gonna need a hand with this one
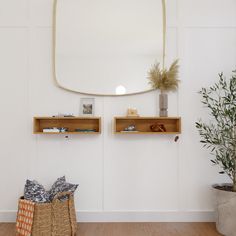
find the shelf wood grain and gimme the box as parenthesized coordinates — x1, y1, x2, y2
(114, 117, 181, 134)
(33, 117, 101, 134)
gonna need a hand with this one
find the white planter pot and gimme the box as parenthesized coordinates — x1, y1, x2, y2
(213, 184, 236, 236)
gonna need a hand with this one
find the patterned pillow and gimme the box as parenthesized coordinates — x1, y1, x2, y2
(24, 180, 50, 203)
(49, 176, 78, 201)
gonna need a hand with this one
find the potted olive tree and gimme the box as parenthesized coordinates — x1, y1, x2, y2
(196, 71, 236, 236)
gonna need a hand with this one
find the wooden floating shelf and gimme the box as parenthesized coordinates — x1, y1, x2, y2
(114, 117, 181, 134)
(33, 117, 101, 134)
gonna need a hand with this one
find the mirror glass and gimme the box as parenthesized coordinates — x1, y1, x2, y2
(55, 0, 164, 95)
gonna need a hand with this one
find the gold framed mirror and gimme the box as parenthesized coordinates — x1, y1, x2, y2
(53, 0, 166, 96)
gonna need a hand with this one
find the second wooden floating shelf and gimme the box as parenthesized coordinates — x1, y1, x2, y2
(33, 117, 101, 134)
(114, 117, 181, 134)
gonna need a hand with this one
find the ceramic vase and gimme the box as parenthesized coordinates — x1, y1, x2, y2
(159, 92, 168, 117)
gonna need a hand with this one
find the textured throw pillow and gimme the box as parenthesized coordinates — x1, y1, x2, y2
(49, 176, 78, 201)
(24, 180, 50, 203)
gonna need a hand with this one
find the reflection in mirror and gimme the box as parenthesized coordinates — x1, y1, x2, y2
(54, 0, 164, 95)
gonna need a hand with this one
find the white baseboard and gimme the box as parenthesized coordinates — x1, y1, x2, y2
(0, 211, 16, 223)
(0, 210, 215, 223)
(77, 211, 215, 222)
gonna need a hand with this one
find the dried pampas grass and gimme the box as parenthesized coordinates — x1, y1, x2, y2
(148, 59, 180, 92)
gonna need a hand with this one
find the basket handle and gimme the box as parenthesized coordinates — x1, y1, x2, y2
(52, 191, 73, 204)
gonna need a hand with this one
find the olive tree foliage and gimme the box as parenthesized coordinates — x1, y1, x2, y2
(196, 71, 236, 191)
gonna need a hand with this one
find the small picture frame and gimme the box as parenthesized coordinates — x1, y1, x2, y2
(80, 98, 95, 116)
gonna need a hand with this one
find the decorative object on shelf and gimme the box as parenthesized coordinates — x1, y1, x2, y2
(150, 123, 166, 132)
(195, 71, 236, 236)
(127, 108, 139, 117)
(159, 93, 168, 117)
(59, 127, 68, 132)
(43, 127, 68, 133)
(53, 113, 74, 117)
(43, 127, 60, 133)
(80, 98, 95, 116)
(63, 115, 75, 117)
(148, 59, 180, 117)
(123, 124, 137, 132)
(114, 117, 181, 134)
(74, 128, 97, 133)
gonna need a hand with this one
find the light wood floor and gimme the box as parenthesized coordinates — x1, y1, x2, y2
(0, 223, 222, 236)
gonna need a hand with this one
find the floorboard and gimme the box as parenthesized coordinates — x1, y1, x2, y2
(0, 222, 222, 236)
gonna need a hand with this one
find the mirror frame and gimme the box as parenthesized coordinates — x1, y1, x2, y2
(52, 0, 166, 96)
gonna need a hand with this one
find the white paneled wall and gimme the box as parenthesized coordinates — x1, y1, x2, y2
(0, 0, 235, 222)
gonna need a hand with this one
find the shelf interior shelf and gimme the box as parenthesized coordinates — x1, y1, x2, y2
(114, 117, 181, 134)
(33, 117, 101, 134)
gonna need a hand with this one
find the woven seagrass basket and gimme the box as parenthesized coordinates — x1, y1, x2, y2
(17, 192, 77, 236)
